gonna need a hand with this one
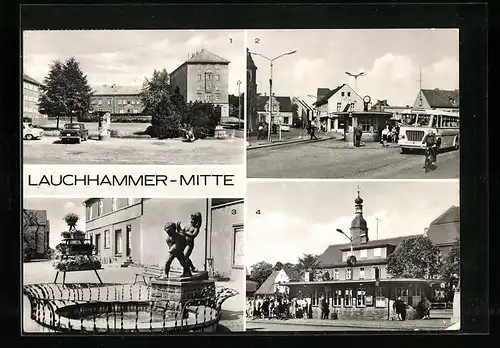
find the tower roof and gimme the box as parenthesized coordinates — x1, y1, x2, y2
(351, 215, 367, 228)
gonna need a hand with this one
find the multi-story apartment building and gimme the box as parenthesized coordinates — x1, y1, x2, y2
(22, 209, 50, 260)
(246, 48, 258, 133)
(90, 85, 144, 115)
(83, 198, 244, 282)
(169, 49, 230, 117)
(283, 192, 459, 320)
(22, 74, 44, 122)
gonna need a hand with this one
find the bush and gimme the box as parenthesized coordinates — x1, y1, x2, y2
(111, 115, 151, 123)
(110, 129, 119, 137)
(145, 125, 160, 138)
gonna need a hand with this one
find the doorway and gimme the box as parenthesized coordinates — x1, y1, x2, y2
(95, 234, 101, 255)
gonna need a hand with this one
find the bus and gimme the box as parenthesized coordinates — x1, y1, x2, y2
(397, 109, 459, 153)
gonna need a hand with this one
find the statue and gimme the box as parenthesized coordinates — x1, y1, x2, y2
(163, 212, 202, 278)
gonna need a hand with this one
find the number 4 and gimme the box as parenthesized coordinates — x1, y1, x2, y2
(255, 210, 261, 215)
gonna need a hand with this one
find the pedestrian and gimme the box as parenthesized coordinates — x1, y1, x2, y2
(393, 296, 403, 320)
(320, 296, 329, 319)
(354, 125, 363, 147)
(381, 125, 390, 147)
(309, 120, 319, 140)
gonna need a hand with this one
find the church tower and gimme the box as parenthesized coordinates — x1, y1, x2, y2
(350, 188, 369, 244)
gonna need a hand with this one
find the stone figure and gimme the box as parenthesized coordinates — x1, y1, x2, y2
(163, 212, 203, 278)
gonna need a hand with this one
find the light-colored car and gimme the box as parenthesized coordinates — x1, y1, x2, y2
(23, 122, 44, 140)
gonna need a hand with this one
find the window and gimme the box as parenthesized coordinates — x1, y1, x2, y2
(337, 102, 342, 111)
(346, 268, 352, 280)
(102, 198, 112, 215)
(107, 99, 111, 105)
(347, 92, 351, 97)
(215, 84, 220, 91)
(115, 229, 122, 255)
(197, 93, 202, 101)
(104, 230, 110, 249)
(341, 92, 345, 97)
(206, 81, 212, 91)
(233, 225, 244, 268)
(350, 102, 355, 111)
(375, 287, 385, 307)
(373, 247, 381, 257)
(197, 83, 201, 90)
(312, 290, 319, 306)
(283, 117, 289, 124)
(197, 74, 202, 80)
(215, 93, 221, 101)
(206, 73, 212, 81)
(344, 289, 353, 306)
(117, 99, 122, 105)
(98, 99, 103, 105)
(215, 74, 220, 81)
(205, 94, 212, 102)
(359, 267, 365, 279)
(126, 225, 132, 257)
(374, 267, 380, 279)
(360, 249, 367, 258)
(98, 200, 103, 217)
(357, 289, 366, 306)
(333, 290, 342, 306)
(86, 205, 91, 221)
(112, 198, 117, 211)
(333, 269, 339, 280)
(90, 202, 98, 220)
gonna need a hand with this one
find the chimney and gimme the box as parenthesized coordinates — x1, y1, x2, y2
(424, 227, 429, 236)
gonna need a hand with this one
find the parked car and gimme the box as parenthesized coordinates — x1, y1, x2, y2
(60, 123, 89, 143)
(23, 122, 44, 140)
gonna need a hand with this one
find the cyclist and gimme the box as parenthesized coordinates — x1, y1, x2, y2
(421, 129, 441, 166)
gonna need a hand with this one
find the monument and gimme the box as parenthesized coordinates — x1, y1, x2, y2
(98, 111, 111, 140)
(150, 212, 216, 314)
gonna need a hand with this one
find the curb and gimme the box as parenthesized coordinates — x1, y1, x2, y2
(248, 319, 448, 330)
(247, 137, 337, 150)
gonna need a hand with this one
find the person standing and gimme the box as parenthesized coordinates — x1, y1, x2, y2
(381, 125, 390, 147)
(310, 120, 319, 140)
(354, 125, 362, 147)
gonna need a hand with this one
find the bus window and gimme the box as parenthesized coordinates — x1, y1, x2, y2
(417, 114, 431, 127)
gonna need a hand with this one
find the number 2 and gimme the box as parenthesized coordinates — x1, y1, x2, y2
(255, 38, 260, 44)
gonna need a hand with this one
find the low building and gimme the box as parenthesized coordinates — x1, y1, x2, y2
(22, 74, 45, 123)
(83, 198, 244, 282)
(313, 84, 364, 132)
(283, 192, 456, 320)
(22, 209, 50, 260)
(170, 49, 231, 117)
(336, 111, 394, 142)
(413, 88, 459, 113)
(254, 269, 290, 298)
(292, 97, 314, 128)
(91, 85, 144, 116)
(256, 94, 293, 130)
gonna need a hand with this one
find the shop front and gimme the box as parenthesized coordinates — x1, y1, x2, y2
(284, 279, 436, 320)
(335, 111, 393, 142)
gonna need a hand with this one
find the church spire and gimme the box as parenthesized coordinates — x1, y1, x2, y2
(350, 186, 369, 244)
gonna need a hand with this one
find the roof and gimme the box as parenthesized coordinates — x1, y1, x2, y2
(422, 89, 459, 108)
(317, 88, 331, 100)
(255, 270, 280, 295)
(23, 74, 43, 86)
(316, 234, 422, 268)
(247, 48, 257, 69)
(314, 84, 346, 107)
(293, 97, 313, 111)
(92, 85, 141, 95)
(426, 206, 460, 245)
(186, 49, 230, 64)
(370, 100, 390, 111)
(256, 95, 293, 112)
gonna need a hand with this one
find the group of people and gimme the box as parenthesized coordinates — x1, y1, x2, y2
(379, 124, 400, 147)
(247, 296, 314, 320)
(393, 296, 432, 321)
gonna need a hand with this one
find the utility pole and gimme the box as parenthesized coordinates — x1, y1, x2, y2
(418, 67, 423, 107)
(237, 80, 242, 130)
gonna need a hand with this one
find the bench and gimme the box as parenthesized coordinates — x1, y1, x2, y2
(133, 265, 163, 285)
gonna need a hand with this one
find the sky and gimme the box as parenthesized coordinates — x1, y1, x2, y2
(23, 198, 86, 249)
(247, 29, 459, 106)
(246, 181, 459, 269)
(23, 30, 246, 94)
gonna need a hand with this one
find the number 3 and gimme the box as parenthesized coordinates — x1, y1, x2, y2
(231, 209, 237, 215)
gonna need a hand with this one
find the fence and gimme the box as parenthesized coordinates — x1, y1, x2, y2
(23, 283, 238, 333)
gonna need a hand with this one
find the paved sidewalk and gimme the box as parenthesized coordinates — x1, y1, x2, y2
(247, 317, 453, 331)
(247, 134, 339, 150)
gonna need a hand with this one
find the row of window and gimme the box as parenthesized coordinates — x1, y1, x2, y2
(93, 224, 132, 257)
(325, 266, 379, 281)
(86, 198, 142, 221)
(96, 107, 141, 114)
(312, 288, 381, 308)
(342, 248, 383, 261)
(94, 99, 141, 106)
(196, 93, 221, 102)
(197, 73, 220, 81)
(23, 107, 38, 113)
(23, 82, 40, 92)
(197, 83, 220, 91)
(24, 95, 38, 102)
(340, 91, 352, 97)
(336, 102, 355, 112)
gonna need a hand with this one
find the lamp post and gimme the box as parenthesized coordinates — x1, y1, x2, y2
(111, 84, 116, 115)
(375, 217, 382, 240)
(237, 80, 242, 130)
(345, 71, 365, 110)
(251, 50, 297, 143)
(336, 228, 354, 255)
(306, 94, 318, 128)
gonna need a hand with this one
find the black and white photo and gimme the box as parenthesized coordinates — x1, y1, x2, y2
(23, 198, 245, 333)
(246, 29, 460, 179)
(246, 181, 460, 331)
(22, 30, 246, 165)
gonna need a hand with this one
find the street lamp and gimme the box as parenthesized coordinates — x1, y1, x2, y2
(251, 50, 297, 143)
(336, 228, 354, 254)
(345, 71, 365, 110)
(237, 80, 242, 130)
(111, 84, 116, 115)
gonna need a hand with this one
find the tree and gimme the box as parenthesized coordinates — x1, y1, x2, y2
(292, 103, 301, 128)
(23, 210, 43, 261)
(140, 69, 182, 138)
(184, 101, 221, 136)
(170, 86, 187, 117)
(387, 235, 442, 279)
(249, 261, 274, 288)
(440, 238, 460, 301)
(38, 58, 93, 128)
(296, 254, 320, 273)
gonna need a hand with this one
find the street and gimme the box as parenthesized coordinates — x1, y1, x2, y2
(247, 140, 459, 178)
(23, 137, 244, 165)
(23, 260, 244, 332)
